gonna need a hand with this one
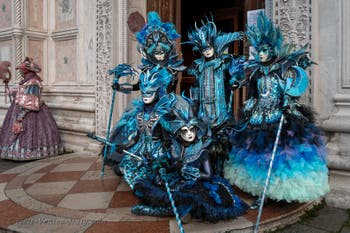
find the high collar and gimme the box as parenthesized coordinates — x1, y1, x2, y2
(196, 57, 222, 72)
(19, 72, 42, 85)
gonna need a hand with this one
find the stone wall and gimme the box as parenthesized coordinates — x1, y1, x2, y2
(0, 0, 146, 153)
(315, 0, 350, 209)
(269, 0, 350, 208)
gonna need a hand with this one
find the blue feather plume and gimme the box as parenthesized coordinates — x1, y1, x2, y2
(136, 12, 180, 45)
(246, 12, 284, 55)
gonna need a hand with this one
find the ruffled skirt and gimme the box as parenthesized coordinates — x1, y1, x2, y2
(224, 120, 329, 202)
(134, 175, 248, 222)
(0, 103, 63, 160)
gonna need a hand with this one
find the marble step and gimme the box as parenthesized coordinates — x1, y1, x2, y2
(326, 170, 350, 209)
(169, 201, 316, 233)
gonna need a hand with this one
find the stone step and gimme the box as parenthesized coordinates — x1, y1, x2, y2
(326, 170, 350, 209)
(169, 202, 316, 233)
(328, 154, 350, 170)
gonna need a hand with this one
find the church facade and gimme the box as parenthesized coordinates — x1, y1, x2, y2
(0, 0, 349, 208)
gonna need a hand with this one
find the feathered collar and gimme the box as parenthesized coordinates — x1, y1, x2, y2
(171, 138, 211, 164)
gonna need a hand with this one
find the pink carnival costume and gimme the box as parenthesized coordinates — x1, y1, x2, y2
(0, 57, 63, 160)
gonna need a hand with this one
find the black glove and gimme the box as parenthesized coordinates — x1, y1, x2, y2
(115, 146, 124, 154)
(231, 81, 240, 90)
(111, 82, 120, 91)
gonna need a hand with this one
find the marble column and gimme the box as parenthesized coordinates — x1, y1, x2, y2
(94, 0, 146, 138)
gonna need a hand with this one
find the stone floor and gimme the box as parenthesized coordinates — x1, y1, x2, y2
(273, 205, 350, 233)
(0, 152, 347, 233)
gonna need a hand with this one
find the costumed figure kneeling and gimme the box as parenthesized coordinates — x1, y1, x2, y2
(132, 96, 248, 222)
(106, 66, 174, 189)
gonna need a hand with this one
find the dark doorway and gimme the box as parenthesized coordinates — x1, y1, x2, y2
(179, 0, 264, 117)
(147, 0, 265, 117)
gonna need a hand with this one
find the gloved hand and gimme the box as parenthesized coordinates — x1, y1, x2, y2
(282, 96, 292, 114)
(111, 82, 120, 91)
(12, 119, 23, 134)
(181, 165, 200, 181)
(231, 81, 240, 90)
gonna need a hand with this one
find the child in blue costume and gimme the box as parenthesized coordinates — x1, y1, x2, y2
(186, 18, 243, 175)
(224, 13, 329, 203)
(132, 96, 248, 222)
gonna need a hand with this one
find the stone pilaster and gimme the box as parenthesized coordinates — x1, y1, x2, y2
(318, 0, 350, 209)
(269, 0, 350, 209)
(95, 0, 113, 137)
(13, 0, 24, 81)
(95, 0, 143, 137)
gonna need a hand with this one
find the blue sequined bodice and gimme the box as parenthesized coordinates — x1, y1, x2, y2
(245, 73, 284, 126)
(196, 58, 229, 127)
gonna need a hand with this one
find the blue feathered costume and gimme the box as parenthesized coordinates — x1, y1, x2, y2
(224, 13, 329, 202)
(105, 12, 184, 186)
(107, 66, 175, 189)
(132, 96, 248, 222)
(185, 18, 243, 176)
(136, 12, 185, 92)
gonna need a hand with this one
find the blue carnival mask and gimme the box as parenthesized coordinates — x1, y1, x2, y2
(139, 66, 172, 96)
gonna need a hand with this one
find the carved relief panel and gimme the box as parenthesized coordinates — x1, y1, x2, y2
(341, 0, 350, 89)
(55, 39, 77, 83)
(95, 0, 113, 136)
(0, 0, 12, 28)
(55, 0, 76, 29)
(272, 0, 312, 104)
(274, 0, 311, 47)
(27, 0, 44, 30)
(28, 38, 44, 79)
(0, 40, 12, 61)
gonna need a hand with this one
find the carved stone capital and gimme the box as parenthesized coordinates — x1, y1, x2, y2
(273, 0, 311, 48)
(271, 0, 312, 105)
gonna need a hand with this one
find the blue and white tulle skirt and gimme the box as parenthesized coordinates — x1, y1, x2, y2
(224, 121, 329, 202)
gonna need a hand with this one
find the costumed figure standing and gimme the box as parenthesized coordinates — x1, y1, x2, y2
(132, 96, 248, 222)
(107, 66, 175, 189)
(0, 57, 63, 160)
(224, 13, 329, 204)
(186, 18, 243, 175)
(103, 11, 185, 175)
(137, 11, 185, 92)
(113, 11, 184, 94)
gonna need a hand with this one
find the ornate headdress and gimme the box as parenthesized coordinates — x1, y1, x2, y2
(246, 12, 284, 56)
(136, 12, 179, 63)
(186, 17, 243, 56)
(15, 57, 41, 73)
(139, 66, 172, 95)
(163, 95, 204, 137)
